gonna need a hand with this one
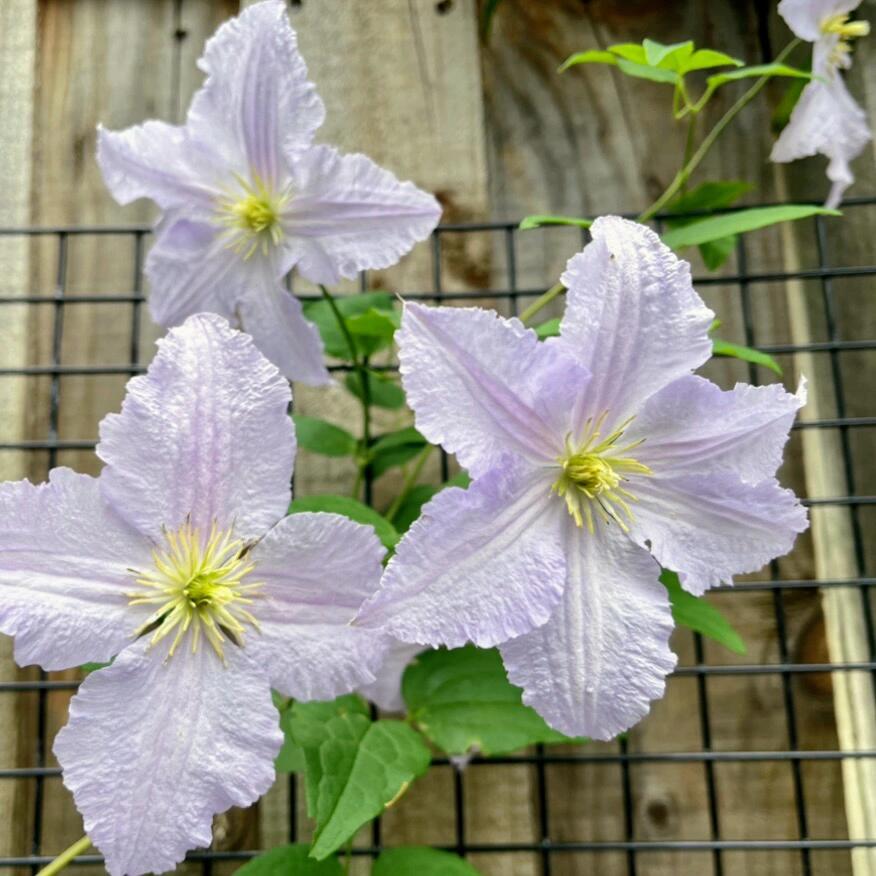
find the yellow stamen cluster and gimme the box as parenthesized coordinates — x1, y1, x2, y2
(217, 174, 288, 259)
(128, 521, 262, 661)
(552, 412, 652, 534)
(822, 12, 870, 68)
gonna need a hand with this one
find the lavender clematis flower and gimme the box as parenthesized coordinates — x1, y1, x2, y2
(771, 0, 871, 208)
(97, 0, 441, 385)
(0, 314, 387, 876)
(357, 216, 808, 740)
(359, 640, 425, 711)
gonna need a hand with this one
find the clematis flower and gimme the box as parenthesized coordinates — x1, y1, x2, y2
(359, 640, 424, 711)
(357, 216, 808, 739)
(0, 314, 387, 875)
(97, 0, 441, 385)
(771, 0, 871, 208)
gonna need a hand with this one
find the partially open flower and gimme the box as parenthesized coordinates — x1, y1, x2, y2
(97, 0, 441, 384)
(771, 0, 872, 208)
(0, 314, 388, 876)
(357, 217, 808, 740)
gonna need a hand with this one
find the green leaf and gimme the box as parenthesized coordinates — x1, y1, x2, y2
(370, 427, 427, 478)
(558, 49, 618, 72)
(391, 484, 440, 533)
(534, 317, 561, 340)
(679, 48, 743, 74)
(661, 205, 840, 250)
(80, 661, 110, 675)
(293, 415, 357, 458)
(289, 495, 399, 549)
(699, 235, 738, 271)
(616, 58, 680, 84)
(661, 570, 746, 655)
(235, 844, 343, 875)
(302, 292, 395, 359)
(277, 707, 307, 774)
(306, 715, 431, 860)
(344, 371, 406, 410)
(607, 43, 647, 64)
(403, 646, 576, 756)
(374, 847, 483, 875)
(667, 180, 752, 215)
(519, 214, 592, 231)
(643, 38, 693, 69)
(772, 75, 808, 133)
(711, 337, 783, 376)
(345, 307, 400, 356)
(706, 62, 811, 89)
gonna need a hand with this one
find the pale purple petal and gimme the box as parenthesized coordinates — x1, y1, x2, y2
(397, 302, 590, 479)
(500, 519, 676, 740)
(0, 469, 152, 671)
(628, 375, 806, 483)
(358, 641, 424, 712)
(356, 460, 567, 648)
(771, 75, 871, 208)
(247, 512, 388, 701)
(630, 473, 809, 595)
(779, 0, 860, 41)
(187, 0, 325, 185)
(283, 145, 441, 286)
(558, 216, 714, 419)
(96, 122, 221, 213)
(54, 639, 280, 876)
(145, 217, 243, 327)
(98, 314, 295, 542)
(235, 268, 330, 385)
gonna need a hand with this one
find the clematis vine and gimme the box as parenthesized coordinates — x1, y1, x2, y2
(771, 0, 871, 208)
(97, 0, 441, 384)
(0, 314, 388, 876)
(357, 216, 808, 740)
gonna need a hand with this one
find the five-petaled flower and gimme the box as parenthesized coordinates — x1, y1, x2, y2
(771, 0, 871, 208)
(356, 216, 808, 740)
(97, 0, 441, 385)
(0, 314, 388, 876)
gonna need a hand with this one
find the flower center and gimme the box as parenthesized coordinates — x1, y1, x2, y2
(552, 412, 652, 533)
(128, 521, 262, 661)
(217, 174, 288, 260)
(821, 12, 870, 67)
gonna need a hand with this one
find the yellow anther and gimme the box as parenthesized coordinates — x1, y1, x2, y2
(822, 12, 869, 68)
(128, 520, 262, 662)
(552, 413, 652, 533)
(216, 174, 288, 259)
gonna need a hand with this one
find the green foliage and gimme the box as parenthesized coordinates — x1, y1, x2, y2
(661, 570, 746, 655)
(80, 661, 111, 675)
(534, 317, 561, 339)
(293, 415, 358, 458)
(661, 204, 840, 250)
(344, 371, 406, 410)
(303, 292, 396, 359)
(519, 214, 592, 231)
(479, 0, 505, 41)
(369, 427, 427, 478)
(373, 847, 483, 875)
(389, 471, 470, 532)
(665, 180, 753, 271)
(560, 40, 809, 119)
(235, 844, 343, 875)
(772, 76, 808, 133)
(403, 646, 576, 756)
(711, 337, 783, 376)
(288, 495, 399, 550)
(287, 697, 431, 860)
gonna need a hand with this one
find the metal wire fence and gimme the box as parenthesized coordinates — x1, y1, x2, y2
(0, 201, 874, 875)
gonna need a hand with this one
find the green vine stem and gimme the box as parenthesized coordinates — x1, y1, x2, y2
(519, 282, 566, 325)
(385, 444, 435, 523)
(638, 39, 800, 222)
(319, 286, 372, 501)
(36, 836, 92, 876)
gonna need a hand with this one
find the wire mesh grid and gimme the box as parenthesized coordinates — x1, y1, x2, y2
(0, 201, 874, 875)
